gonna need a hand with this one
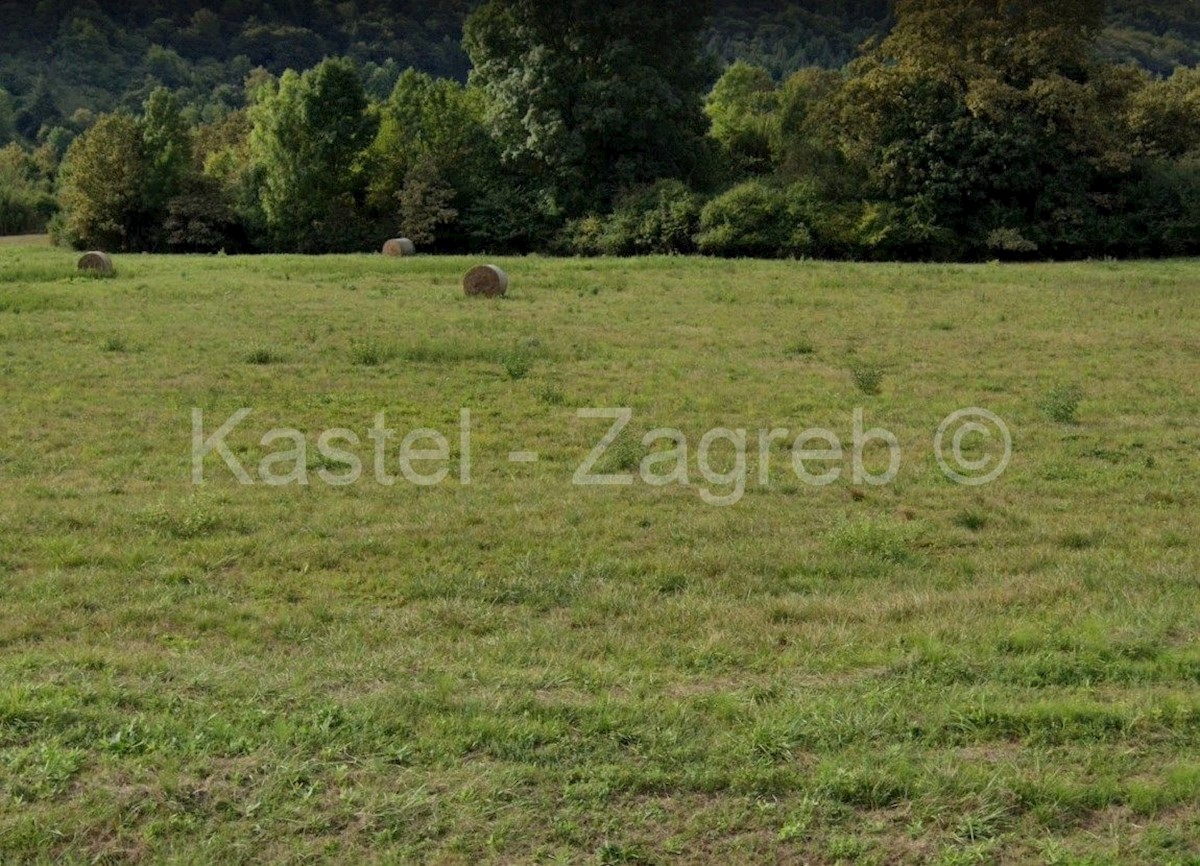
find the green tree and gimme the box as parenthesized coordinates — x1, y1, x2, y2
(248, 58, 378, 251)
(366, 69, 543, 252)
(1128, 67, 1200, 160)
(771, 68, 849, 193)
(15, 78, 60, 141)
(141, 88, 193, 217)
(396, 153, 459, 246)
(367, 70, 483, 216)
(0, 143, 57, 234)
(706, 62, 778, 177)
(164, 175, 245, 253)
(464, 0, 715, 216)
(59, 114, 150, 250)
(837, 0, 1125, 258)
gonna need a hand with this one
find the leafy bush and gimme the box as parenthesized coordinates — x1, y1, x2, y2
(0, 143, 57, 234)
(165, 176, 245, 253)
(854, 201, 958, 262)
(558, 181, 704, 256)
(986, 227, 1040, 260)
(1104, 158, 1200, 258)
(602, 180, 703, 255)
(696, 180, 811, 257)
(556, 216, 607, 257)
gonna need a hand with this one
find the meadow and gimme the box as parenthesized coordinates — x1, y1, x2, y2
(0, 243, 1198, 863)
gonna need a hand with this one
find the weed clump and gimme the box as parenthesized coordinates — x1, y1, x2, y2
(1040, 385, 1083, 423)
(850, 363, 884, 396)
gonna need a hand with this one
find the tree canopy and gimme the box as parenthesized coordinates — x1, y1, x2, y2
(5, 0, 1199, 261)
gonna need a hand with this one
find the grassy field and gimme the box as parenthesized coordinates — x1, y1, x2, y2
(1, 244, 1198, 864)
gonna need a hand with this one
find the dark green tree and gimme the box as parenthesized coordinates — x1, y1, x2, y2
(837, 0, 1125, 258)
(396, 153, 459, 246)
(464, 0, 716, 216)
(15, 78, 60, 141)
(59, 113, 151, 250)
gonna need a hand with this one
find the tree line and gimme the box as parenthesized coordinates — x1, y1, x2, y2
(4, 0, 1199, 260)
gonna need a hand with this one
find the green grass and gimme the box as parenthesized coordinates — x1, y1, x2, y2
(1, 246, 1199, 863)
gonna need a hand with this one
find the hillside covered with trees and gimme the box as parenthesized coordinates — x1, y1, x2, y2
(1, 0, 1197, 137)
(1, 0, 1198, 259)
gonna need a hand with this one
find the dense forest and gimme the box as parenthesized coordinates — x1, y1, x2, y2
(1, 0, 1198, 259)
(1, 0, 1196, 125)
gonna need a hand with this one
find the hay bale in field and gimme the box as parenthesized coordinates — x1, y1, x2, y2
(382, 238, 416, 257)
(78, 251, 114, 275)
(463, 264, 508, 298)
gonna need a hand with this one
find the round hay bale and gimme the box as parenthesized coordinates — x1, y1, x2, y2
(382, 238, 416, 257)
(463, 264, 508, 298)
(78, 251, 114, 275)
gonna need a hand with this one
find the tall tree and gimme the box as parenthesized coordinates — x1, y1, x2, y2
(396, 153, 459, 246)
(59, 113, 150, 250)
(464, 0, 716, 216)
(248, 58, 377, 251)
(837, 0, 1123, 258)
(140, 87, 193, 217)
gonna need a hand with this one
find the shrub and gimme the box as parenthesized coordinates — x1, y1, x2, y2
(0, 143, 57, 235)
(164, 176, 246, 253)
(854, 201, 958, 261)
(1104, 158, 1200, 259)
(784, 181, 857, 259)
(696, 180, 812, 258)
(603, 179, 703, 255)
(556, 216, 606, 257)
(986, 227, 1040, 260)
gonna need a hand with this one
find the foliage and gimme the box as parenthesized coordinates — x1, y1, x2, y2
(596, 180, 705, 256)
(706, 62, 778, 177)
(464, 0, 715, 216)
(832, 0, 1165, 260)
(0, 143, 57, 234)
(697, 180, 812, 258)
(248, 58, 378, 252)
(19, 0, 1200, 262)
(58, 114, 149, 250)
(140, 88, 192, 215)
(396, 153, 459, 247)
(0, 88, 15, 146)
(163, 175, 245, 253)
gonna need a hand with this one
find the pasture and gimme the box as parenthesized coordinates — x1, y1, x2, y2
(1, 244, 1198, 863)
